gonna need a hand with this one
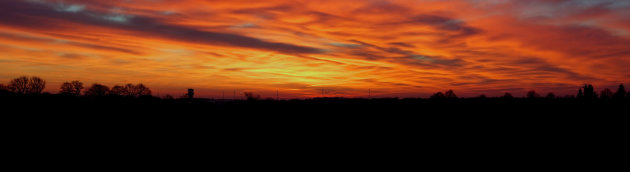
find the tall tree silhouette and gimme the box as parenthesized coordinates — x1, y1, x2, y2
(600, 88, 613, 99)
(577, 88, 584, 99)
(8, 76, 46, 94)
(84, 84, 110, 97)
(582, 84, 598, 99)
(613, 84, 626, 100)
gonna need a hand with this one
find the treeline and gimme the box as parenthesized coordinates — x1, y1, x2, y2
(429, 84, 628, 100)
(1, 76, 629, 101)
(0, 76, 152, 98)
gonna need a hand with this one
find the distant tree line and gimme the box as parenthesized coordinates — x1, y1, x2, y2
(0, 76, 151, 98)
(1, 76, 629, 101)
(428, 84, 628, 100)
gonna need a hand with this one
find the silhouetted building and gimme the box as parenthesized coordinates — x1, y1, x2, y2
(187, 89, 194, 99)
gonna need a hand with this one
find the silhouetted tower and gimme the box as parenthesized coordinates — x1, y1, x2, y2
(187, 88, 194, 99)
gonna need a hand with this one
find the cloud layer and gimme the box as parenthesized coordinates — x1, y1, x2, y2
(1, 0, 629, 98)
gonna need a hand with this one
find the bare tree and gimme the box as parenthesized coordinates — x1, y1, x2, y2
(135, 83, 151, 96)
(109, 85, 128, 96)
(84, 84, 110, 96)
(125, 84, 137, 96)
(8, 76, 29, 94)
(28, 77, 46, 94)
(60, 82, 74, 95)
(71, 81, 83, 95)
(60, 81, 83, 95)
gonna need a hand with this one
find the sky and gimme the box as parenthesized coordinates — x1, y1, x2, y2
(1, 0, 629, 98)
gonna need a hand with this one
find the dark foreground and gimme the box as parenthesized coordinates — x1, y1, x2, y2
(2, 94, 627, 168)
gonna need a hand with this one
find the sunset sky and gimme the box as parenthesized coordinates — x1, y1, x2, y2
(1, 0, 629, 98)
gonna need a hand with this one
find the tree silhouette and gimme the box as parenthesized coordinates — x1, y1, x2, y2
(135, 84, 152, 96)
(613, 84, 626, 100)
(0, 84, 6, 91)
(477, 94, 487, 99)
(8, 76, 46, 94)
(502, 92, 514, 99)
(163, 94, 174, 100)
(60, 82, 74, 95)
(60, 81, 83, 95)
(600, 88, 613, 99)
(27, 77, 46, 94)
(108, 83, 151, 97)
(526, 90, 540, 98)
(545, 92, 556, 99)
(577, 88, 584, 99)
(71, 81, 83, 95)
(109, 85, 128, 96)
(8, 76, 29, 94)
(244, 92, 260, 101)
(583, 84, 597, 99)
(84, 84, 110, 97)
(430, 92, 445, 99)
(444, 90, 457, 99)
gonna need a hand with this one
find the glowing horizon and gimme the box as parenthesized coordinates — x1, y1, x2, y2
(1, 0, 629, 98)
